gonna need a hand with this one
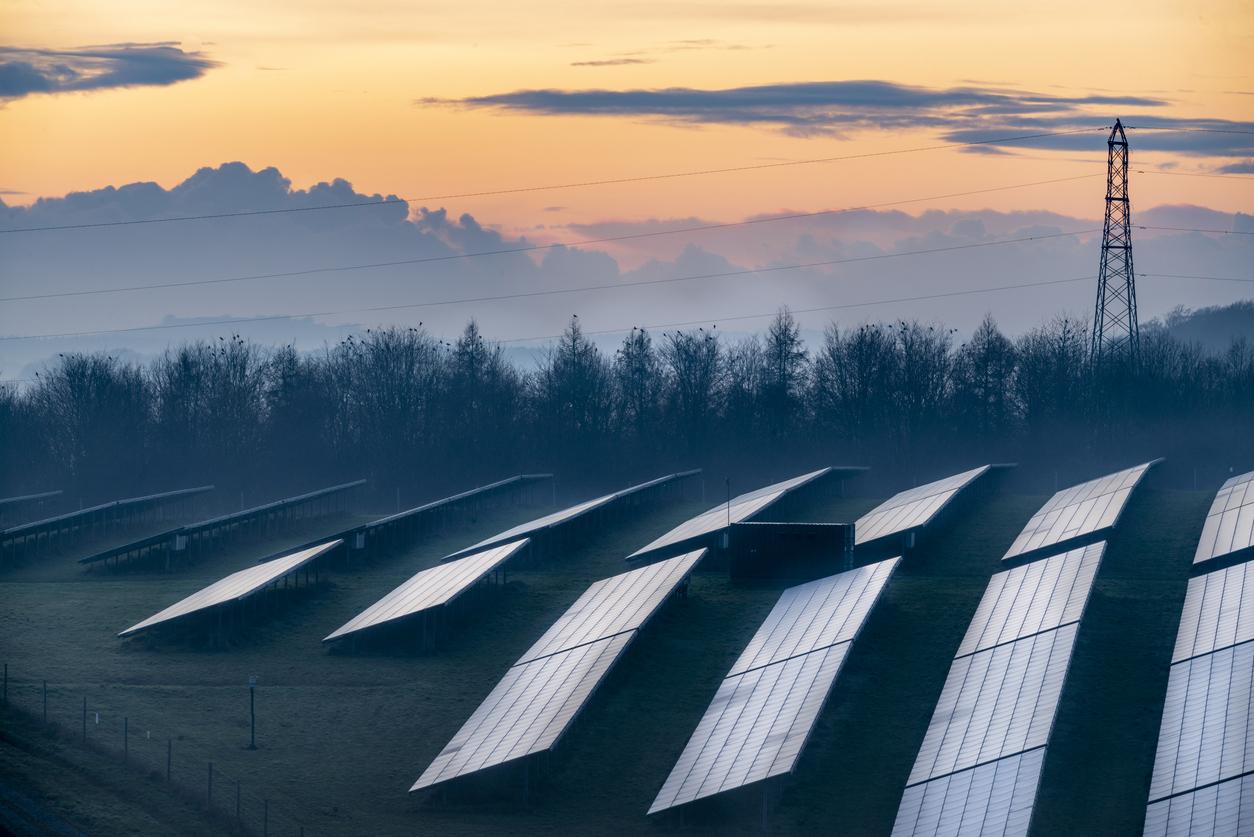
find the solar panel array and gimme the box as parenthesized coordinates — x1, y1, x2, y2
(855, 466, 990, 545)
(118, 539, 341, 637)
(893, 541, 1106, 837)
(1194, 470, 1254, 566)
(628, 468, 832, 561)
(322, 539, 529, 643)
(649, 557, 899, 814)
(444, 470, 698, 561)
(412, 549, 705, 791)
(1146, 480, 1254, 835)
(1002, 461, 1157, 561)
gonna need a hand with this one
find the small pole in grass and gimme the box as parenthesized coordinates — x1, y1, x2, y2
(82, 696, 86, 742)
(235, 781, 240, 821)
(207, 761, 213, 807)
(2, 663, 6, 705)
(248, 675, 257, 750)
(263, 799, 269, 836)
(42, 680, 47, 724)
(167, 738, 172, 782)
(123, 717, 128, 762)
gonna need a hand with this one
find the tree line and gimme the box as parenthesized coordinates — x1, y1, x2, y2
(1, 310, 1251, 506)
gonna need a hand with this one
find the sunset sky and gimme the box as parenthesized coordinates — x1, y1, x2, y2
(0, 1, 1251, 373)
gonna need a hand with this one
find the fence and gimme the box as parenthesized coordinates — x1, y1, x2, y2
(1, 664, 309, 836)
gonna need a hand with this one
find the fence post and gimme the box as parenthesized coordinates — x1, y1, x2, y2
(236, 781, 241, 821)
(263, 799, 268, 837)
(123, 717, 128, 763)
(167, 739, 172, 782)
(207, 761, 213, 807)
(3, 663, 6, 705)
(82, 697, 86, 742)
(42, 680, 47, 724)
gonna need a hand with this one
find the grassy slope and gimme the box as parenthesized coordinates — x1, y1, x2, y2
(0, 481, 1211, 836)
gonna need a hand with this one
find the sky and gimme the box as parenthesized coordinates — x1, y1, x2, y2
(1, 0, 1252, 375)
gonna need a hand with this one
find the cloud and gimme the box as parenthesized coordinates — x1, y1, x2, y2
(425, 78, 1254, 156)
(0, 43, 218, 101)
(571, 58, 655, 67)
(1218, 160, 1254, 174)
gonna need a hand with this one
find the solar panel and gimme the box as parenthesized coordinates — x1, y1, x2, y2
(648, 556, 899, 814)
(1002, 461, 1158, 561)
(413, 549, 706, 792)
(444, 471, 697, 561)
(855, 467, 990, 545)
(1172, 560, 1254, 663)
(517, 550, 704, 665)
(1194, 471, 1254, 566)
(907, 624, 1076, 785)
(955, 543, 1103, 658)
(412, 632, 631, 791)
(322, 539, 529, 643)
(1144, 773, 1254, 837)
(1148, 641, 1254, 802)
(728, 557, 899, 675)
(118, 540, 340, 637)
(891, 747, 1044, 837)
(648, 643, 850, 814)
(628, 468, 832, 561)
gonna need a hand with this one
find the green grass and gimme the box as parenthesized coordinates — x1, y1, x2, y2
(0, 482, 1212, 835)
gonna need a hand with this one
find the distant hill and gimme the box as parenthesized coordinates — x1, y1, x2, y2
(1159, 300, 1254, 350)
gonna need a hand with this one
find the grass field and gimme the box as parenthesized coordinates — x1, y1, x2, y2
(0, 474, 1212, 836)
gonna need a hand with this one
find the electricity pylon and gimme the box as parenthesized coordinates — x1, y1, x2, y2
(1090, 119, 1140, 366)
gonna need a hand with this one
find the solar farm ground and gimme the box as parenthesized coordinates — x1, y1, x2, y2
(0, 481, 1212, 836)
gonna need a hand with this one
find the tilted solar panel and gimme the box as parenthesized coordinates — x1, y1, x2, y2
(955, 543, 1102, 659)
(907, 624, 1076, 785)
(1148, 641, 1254, 802)
(322, 539, 528, 643)
(891, 747, 1044, 837)
(855, 466, 990, 545)
(628, 468, 832, 561)
(411, 633, 631, 791)
(648, 556, 899, 814)
(118, 539, 340, 637)
(1194, 470, 1254, 566)
(517, 550, 703, 665)
(1144, 773, 1254, 837)
(1172, 560, 1254, 663)
(1002, 461, 1158, 561)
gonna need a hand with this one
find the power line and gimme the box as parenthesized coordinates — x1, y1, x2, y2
(0, 229, 1099, 341)
(1138, 225, 1254, 235)
(1126, 125, 1254, 136)
(1141, 272, 1254, 283)
(1136, 169, 1254, 181)
(0, 174, 1101, 303)
(0, 128, 1106, 235)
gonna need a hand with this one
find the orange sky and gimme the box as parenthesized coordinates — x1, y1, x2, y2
(2, 0, 1252, 234)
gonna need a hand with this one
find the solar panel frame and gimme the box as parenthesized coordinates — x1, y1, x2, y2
(322, 539, 529, 642)
(1144, 773, 1254, 837)
(1147, 641, 1254, 801)
(2, 484, 214, 539)
(1172, 560, 1254, 664)
(855, 466, 990, 546)
(728, 557, 899, 675)
(891, 747, 1045, 837)
(955, 543, 1103, 659)
(1194, 471, 1254, 566)
(411, 632, 632, 791)
(516, 550, 704, 665)
(118, 539, 341, 637)
(627, 468, 833, 561)
(648, 643, 850, 814)
(907, 624, 1077, 785)
(1002, 461, 1158, 561)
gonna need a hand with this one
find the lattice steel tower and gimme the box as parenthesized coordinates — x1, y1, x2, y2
(1090, 119, 1140, 365)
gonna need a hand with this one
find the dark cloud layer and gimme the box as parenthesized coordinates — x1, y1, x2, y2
(426, 79, 1254, 156)
(0, 43, 217, 100)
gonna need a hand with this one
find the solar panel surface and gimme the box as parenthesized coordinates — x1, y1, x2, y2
(517, 550, 703, 664)
(1172, 560, 1254, 663)
(322, 539, 528, 642)
(1144, 773, 1254, 837)
(955, 543, 1102, 658)
(628, 468, 831, 560)
(855, 466, 989, 545)
(1195, 470, 1254, 566)
(648, 557, 899, 814)
(1148, 641, 1254, 801)
(907, 624, 1076, 785)
(891, 747, 1044, 837)
(118, 540, 340, 637)
(1002, 461, 1156, 560)
(412, 633, 631, 791)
